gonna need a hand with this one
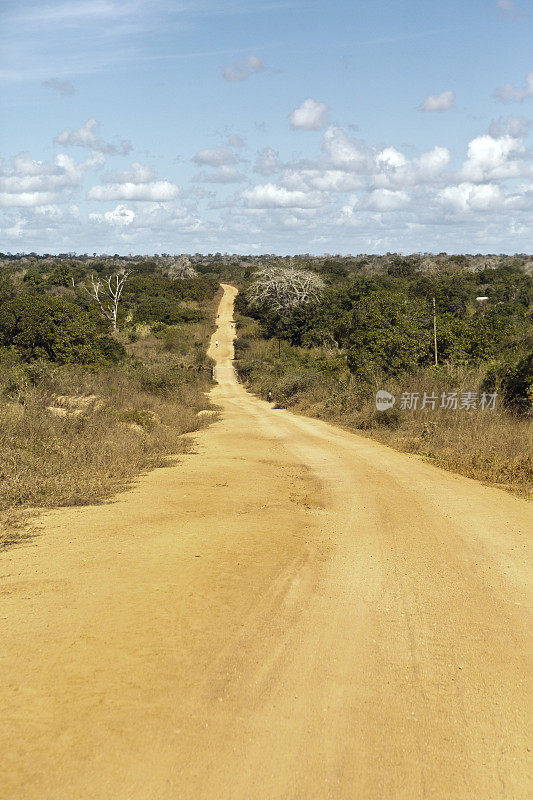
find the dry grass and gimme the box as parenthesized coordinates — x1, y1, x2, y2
(0, 320, 216, 549)
(237, 336, 533, 499)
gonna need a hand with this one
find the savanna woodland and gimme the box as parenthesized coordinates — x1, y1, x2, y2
(0, 253, 219, 546)
(0, 250, 531, 546)
(232, 252, 532, 496)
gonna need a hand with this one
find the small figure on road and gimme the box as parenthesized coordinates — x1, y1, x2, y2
(267, 390, 272, 403)
(215, 339, 219, 347)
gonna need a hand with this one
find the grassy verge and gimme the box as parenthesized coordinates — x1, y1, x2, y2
(235, 318, 532, 499)
(0, 313, 217, 549)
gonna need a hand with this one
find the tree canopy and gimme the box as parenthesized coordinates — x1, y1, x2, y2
(0, 295, 125, 364)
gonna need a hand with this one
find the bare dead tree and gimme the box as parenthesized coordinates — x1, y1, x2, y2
(166, 256, 198, 280)
(246, 266, 324, 313)
(85, 270, 130, 331)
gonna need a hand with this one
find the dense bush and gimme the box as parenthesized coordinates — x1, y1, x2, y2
(0, 295, 124, 364)
(133, 296, 204, 325)
(240, 265, 532, 393)
(116, 273, 215, 326)
(502, 353, 533, 414)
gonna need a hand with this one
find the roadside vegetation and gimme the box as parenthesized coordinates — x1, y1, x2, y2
(1, 249, 531, 548)
(0, 255, 220, 548)
(234, 255, 533, 498)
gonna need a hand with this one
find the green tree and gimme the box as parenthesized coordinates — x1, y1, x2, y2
(0, 295, 124, 364)
(502, 353, 533, 414)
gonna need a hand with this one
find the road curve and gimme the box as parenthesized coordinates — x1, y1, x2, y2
(1, 283, 531, 800)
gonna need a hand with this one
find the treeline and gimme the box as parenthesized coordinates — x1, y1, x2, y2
(0, 258, 219, 366)
(236, 260, 532, 410)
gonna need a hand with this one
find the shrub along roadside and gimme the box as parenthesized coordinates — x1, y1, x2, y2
(0, 294, 124, 364)
(0, 314, 217, 550)
(235, 331, 532, 499)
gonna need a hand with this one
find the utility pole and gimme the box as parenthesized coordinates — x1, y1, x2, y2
(432, 297, 438, 366)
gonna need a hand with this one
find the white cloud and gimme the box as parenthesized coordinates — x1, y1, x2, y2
(101, 162, 156, 185)
(421, 90, 455, 112)
(281, 169, 361, 192)
(192, 147, 246, 182)
(3, 105, 532, 254)
(416, 146, 451, 175)
(249, 130, 452, 214)
(89, 204, 135, 226)
(0, 191, 57, 208)
(460, 134, 529, 181)
(488, 115, 531, 138)
(83, 151, 107, 171)
(221, 55, 266, 82)
(0, 152, 85, 207)
(42, 77, 75, 96)
(438, 183, 503, 212)
(192, 147, 237, 167)
(289, 98, 329, 130)
(91, 202, 206, 235)
(254, 147, 282, 175)
(242, 183, 323, 208)
(87, 159, 180, 201)
(373, 144, 450, 190)
(87, 180, 180, 202)
(31, 203, 63, 219)
(495, 72, 533, 102)
(2, 218, 26, 239)
(366, 189, 410, 211)
(376, 147, 408, 169)
(55, 119, 132, 154)
(321, 126, 374, 172)
(340, 194, 360, 217)
(193, 166, 247, 183)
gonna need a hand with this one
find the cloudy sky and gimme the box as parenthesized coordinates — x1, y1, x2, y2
(1, 0, 532, 254)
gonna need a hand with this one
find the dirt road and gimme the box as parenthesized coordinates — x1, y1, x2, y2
(1, 284, 531, 799)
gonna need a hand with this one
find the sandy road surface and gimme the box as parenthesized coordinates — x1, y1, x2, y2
(1, 284, 532, 800)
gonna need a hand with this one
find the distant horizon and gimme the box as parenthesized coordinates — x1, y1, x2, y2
(3, 250, 532, 260)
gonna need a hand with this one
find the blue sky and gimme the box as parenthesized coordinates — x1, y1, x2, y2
(1, 0, 532, 254)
